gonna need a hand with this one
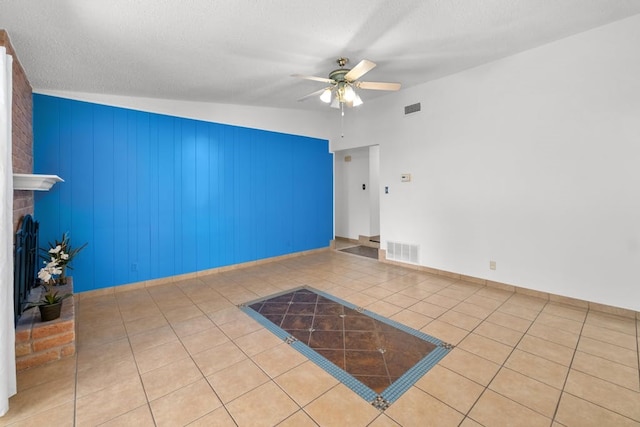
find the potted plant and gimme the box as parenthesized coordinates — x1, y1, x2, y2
(41, 232, 87, 284)
(25, 258, 72, 321)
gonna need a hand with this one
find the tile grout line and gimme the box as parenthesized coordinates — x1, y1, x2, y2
(547, 305, 588, 425)
(551, 308, 640, 424)
(118, 286, 159, 427)
(380, 276, 549, 424)
(452, 293, 557, 424)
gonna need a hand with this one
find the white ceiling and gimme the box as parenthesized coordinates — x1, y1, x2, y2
(1, 0, 640, 111)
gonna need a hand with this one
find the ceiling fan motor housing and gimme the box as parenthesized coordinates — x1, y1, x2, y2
(329, 68, 350, 82)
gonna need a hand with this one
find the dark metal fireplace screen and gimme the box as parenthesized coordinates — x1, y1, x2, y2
(13, 214, 39, 325)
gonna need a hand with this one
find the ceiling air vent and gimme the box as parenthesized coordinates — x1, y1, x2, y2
(404, 102, 421, 115)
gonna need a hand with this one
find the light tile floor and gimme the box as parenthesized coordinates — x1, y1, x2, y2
(2, 249, 639, 426)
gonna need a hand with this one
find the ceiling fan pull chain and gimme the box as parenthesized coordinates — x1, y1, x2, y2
(341, 103, 345, 138)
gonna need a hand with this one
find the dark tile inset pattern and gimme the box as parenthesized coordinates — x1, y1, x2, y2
(249, 288, 437, 393)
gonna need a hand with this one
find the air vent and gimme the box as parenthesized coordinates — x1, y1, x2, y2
(386, 241, 419, 264)
(404, 103, 421, 115)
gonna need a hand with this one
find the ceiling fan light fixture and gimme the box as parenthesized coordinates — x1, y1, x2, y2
(352, 93, 363, 107)
(343, 84, 356, 102)
(330, 97, 340, 109)
(320, 88, 332, 103)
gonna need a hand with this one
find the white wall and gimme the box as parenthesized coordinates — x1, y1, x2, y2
(333, 15, 640, 311)
(334, 146, 371, 239)
(33, 90, 335, 141)
(369, 145, 380, 237)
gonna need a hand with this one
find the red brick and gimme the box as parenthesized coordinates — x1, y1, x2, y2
(1, 30, 34, 232)
(60, 344, 76, 358)
(16, 350, 60, 371)
(15, 328, 31, 343)
(32, 332, 75, 352)
(15, 342, 32, 357)
(31, 320, 75, 339)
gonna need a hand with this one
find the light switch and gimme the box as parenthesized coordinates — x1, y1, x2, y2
(401, 174, 411, 182)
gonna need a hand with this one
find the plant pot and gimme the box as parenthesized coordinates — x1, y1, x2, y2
(39, 302, 62, 322)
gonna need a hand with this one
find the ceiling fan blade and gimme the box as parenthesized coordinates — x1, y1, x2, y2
(291, 74, 334, 84)
(297, 88, 328, 102)
(357, 81, 401, 91)
(344, 59, 376, 82)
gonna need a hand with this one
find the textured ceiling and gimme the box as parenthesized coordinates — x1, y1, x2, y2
(1, 0, 640, 111)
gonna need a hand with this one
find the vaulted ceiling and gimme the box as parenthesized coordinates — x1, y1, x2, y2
(1, 1, 639, 110)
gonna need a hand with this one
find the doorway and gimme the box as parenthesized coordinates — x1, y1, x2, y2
(334, 145, 380, 249)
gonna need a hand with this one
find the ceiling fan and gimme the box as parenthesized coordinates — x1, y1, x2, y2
(292, 58, 401, 109)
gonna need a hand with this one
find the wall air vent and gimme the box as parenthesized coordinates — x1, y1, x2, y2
(386, 241, 419, 264)
(404, 103, 421, 115)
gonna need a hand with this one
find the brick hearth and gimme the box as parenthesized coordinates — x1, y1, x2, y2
(14, 281, 76, 371)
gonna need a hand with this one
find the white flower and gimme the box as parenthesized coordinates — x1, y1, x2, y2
(49, 245, 62, 254)
(38, 268, 52, 282)
(61, 253, 69, 260)
(38, 259, 62, 283)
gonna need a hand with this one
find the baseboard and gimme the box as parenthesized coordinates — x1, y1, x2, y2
(377, 249, 639, 320)
(77, 246, 331, 300)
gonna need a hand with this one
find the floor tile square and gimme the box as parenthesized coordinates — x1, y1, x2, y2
(251, 342, 308, 378)
(226, 381, 299, 427)
(141, 357, 203, 401)
(150, 378, 221, 426)
(576, 335, 639, 369)
(384, 386, 464, 427)
(278, 409, 325, 427)
(415, 365, 484, 413)
(275, 361, 339, 406)
(565, 369, 640, 421)
(439, 348, 501, 386)
(474, 320, 524, 346)
(187, 406, 237, 427)
(555, 392, 639, 427)
(75, 377, 147, 426)
(458, 333, 513, 365)
(468, 389, 551, 427)
(207, 358, 270, 403)
(304, 383, 381, 427)
(180, 325, 229, 355)
(504, 349, 568, 389)
(571, 350, 640, 391)
(420, 320, 469, 345)
(76, 353, 139, 397)
(171, 314, 215, 338)
(516, 335, 575, 366)
(192, 340, 247, 376)
(134, 340, 189, 374)
(489, 367, 561, 417)
(100, 404, 155, 427)
(581, 323, 637, 351)
(233, 327, 283, 356)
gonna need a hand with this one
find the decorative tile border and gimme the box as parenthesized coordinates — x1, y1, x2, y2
(239, 286, 453, 409)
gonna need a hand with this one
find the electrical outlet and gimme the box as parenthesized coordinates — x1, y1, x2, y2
(489, 260, 496, 270)
(131, 263, 138, 272)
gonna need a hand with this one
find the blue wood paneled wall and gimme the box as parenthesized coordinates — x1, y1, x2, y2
(33, 95, 333, 292)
